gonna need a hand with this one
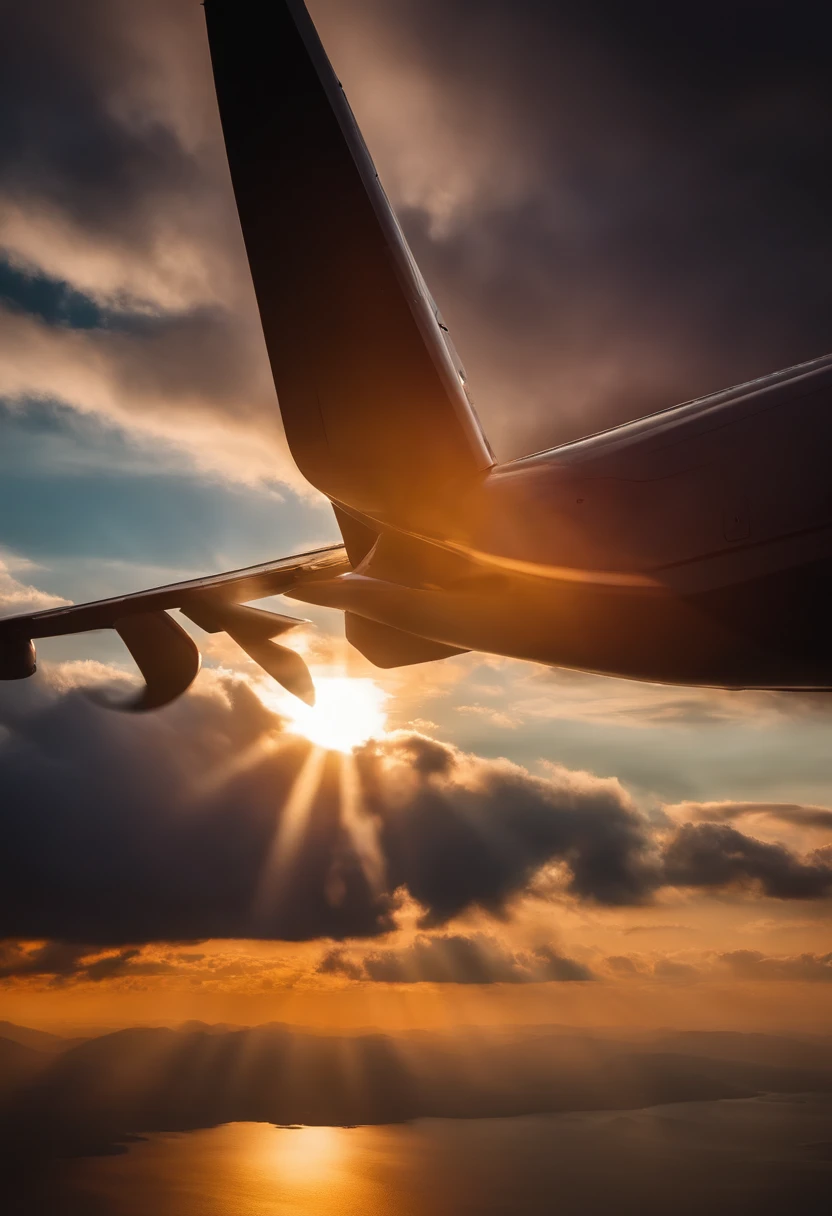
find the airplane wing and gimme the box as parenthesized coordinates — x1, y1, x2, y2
(0, 544, 350, 711)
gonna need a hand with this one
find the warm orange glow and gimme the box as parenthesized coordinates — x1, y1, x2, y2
(262, 676, 389, 753)
(267, 1125, 346, 1184)
(253, 746, 329, 918)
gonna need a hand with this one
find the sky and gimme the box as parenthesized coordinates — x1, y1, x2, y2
(1, 0, 832, 1038)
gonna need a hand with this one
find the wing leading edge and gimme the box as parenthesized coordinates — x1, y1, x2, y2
(0, 544, 349, 710)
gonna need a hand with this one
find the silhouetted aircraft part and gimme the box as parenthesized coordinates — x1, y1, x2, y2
(180, 600, 306, 640)
(332, 505, 379, 568)
(0, 545, 348, 709)
(0, 633, 36, 680)
(4, 5, 832, 711)
(204, 0, 493, 534)
(233, 637, 316, 707)
(181, 600, 315, 704)
(89, 612, 201, 713)
(345, 613, 468, 669)
(0, 546, 346, 643)
(0, 546, 347, 641)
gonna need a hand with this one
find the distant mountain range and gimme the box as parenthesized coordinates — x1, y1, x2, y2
(1, 1021, 832, 1162)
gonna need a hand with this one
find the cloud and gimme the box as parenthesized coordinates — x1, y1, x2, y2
(521, 669, 832, 730)
(601, 948, 832, 985)
(319, 934, 594, 984)
(669, 802, 832, 831)
(0, 552, 70, 614)
(331, 0, 832, 459)
(0, 665, 830, 948)
(0, 299, 297, 487)
(0, 670, 660, 943)
(363, 739, 663, 918)
(0, 0, 306, 487)
(651, 958, 702, 982)
(5, 0, 831, 490)
(0, 937, 307, 994)
(457, 705, 518, 730)
(663, 823, 832, 900)
(605, 955, 641, 976)
(0, 940, 158, 985)
(0, 669, 395, 944)
(601, 953, 705, 981)
(718, 950, 832, 984)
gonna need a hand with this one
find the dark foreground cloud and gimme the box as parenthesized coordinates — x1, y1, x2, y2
(0, 667, 830, 948)
(0, 670, 394, 944)
(663, 823, 832, 901)
(319, 934, 593, 984)
(0, 668, 657, 944)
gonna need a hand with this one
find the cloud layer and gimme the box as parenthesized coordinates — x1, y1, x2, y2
(0, 665, 830, 949)
(0, 0, 299, 485)
(3, 0, 831, 485)
(337, 0, 832, 456)
(319, 934, 594, 984)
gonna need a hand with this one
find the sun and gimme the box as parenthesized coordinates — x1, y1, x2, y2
(264, 676, 389, 752)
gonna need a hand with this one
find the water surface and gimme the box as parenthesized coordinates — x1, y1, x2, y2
(23, 1095, 832, 1216)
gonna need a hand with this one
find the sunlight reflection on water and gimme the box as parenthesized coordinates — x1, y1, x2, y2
(72, 1122, 416, 1216)
(58, 1098, 832, 1216)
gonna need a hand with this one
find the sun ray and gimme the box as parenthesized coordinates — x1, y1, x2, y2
(245, 672, 391, 923)
(188, 733, 280, 801)
(339, 751, 386, 894)
(253, 745, 329, 918)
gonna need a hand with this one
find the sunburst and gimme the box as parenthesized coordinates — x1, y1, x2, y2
(259, 675, 388, 753)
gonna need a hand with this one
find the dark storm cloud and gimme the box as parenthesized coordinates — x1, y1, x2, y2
(663, 823, 832, 900)
(0, 672, 396, 944)
(358, 735, 663, 919)
(0, 668, 830, 949)
(341, 0, 832, 456)
(319, 934, 594, 984)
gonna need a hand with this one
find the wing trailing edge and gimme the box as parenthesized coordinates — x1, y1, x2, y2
(0, 544, 348, 710)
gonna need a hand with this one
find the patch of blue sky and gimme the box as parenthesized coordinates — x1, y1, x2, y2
(0, 255, 201, 331)
(423, 658, 832, 807)
(0, 398, 336, 592)
(0, 257, 107, 329)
